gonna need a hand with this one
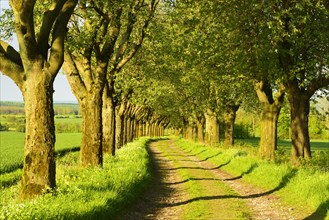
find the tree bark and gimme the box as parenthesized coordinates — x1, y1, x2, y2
(204, 109, 219, 145)
(255, 81, 285, 161)
(80, 91, 103, 166)
(258, 104, 281, 160)
(102, 83, 115, 156)
(21, 72, 56, 199)
(223, 105, 239, 148)
(286, 87, 311, 166)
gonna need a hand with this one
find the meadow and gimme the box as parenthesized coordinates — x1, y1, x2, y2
(0, 132, 82, 175)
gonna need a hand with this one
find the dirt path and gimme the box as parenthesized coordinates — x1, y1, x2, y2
(120, 140, 297, 220)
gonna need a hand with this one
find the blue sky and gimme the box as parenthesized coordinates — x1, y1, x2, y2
(0, 0, 77, 102)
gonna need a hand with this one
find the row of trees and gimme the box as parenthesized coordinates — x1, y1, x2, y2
(120, 0, 329, 165)
(0, 0, 165, 199)
(0, 0, 328, 199)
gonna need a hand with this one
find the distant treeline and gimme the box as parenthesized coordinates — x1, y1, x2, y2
(0, 101, 81, 115)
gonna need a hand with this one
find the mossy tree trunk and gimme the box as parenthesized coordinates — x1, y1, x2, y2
(0, 0, 77, 199)
(223, 104, 240, 148)
(22, 71, 56, 199)
(255, 81, 285, 161)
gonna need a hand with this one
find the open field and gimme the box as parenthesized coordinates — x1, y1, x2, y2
(0, 132, 82, 174)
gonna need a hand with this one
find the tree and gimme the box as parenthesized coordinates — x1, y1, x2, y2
(0, 0, 77, 198)
(271, 1, 329, 165)
(63, 0, 159, 165)
(222, 0, 329, 164)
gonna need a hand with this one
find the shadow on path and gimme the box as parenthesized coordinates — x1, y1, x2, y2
(161, 170, 298, 208)
(223, 163, 258, 181)
(161, 157, 234, 171)
(163, 177, 221, 185)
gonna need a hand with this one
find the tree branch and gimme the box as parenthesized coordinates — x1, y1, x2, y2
(115, 0, 159, 72)
(37, 0, 66, 59)
(306, 75, 329, 98)
(48, 0, 78, 75)
(63, 51, 86, 100)
(0, 40, 23, 67)
(100, 8, 122, 60)
(10, 0, 39, 64)
(115, 1, 139, 61)
(0, 53, 25, 90)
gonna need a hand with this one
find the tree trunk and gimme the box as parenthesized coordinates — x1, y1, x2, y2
(102, 85, 115, 156)
(223, 105, 239, 148)
(115, 103, 125, 149)
(197, 120, 205, 144)
(139, 123, 143, 137)
(186, 126, 193, 140)
(204, 109, 219, 145)
(80, 91, 103, 166)
(123, 116, 128, 145)
(21, 73, 56, 199)
(288, 93, 311, 166)
(255, 81, 285, 161)
(127, 117, 134, 143)
(259, 104, 281, 160)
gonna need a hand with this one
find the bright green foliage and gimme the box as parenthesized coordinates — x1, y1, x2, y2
(0, 137, 154, 219)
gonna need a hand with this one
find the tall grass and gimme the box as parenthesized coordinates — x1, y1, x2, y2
(174, 137, 329, 219)
(0, 137, 153, 220)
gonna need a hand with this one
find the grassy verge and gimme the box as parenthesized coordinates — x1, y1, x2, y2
(174, 137, 329, 219)
(0, 137, 154, 220)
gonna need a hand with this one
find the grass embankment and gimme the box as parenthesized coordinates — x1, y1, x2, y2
(174, 137, 329, 220)
(0, 137, 154, 220)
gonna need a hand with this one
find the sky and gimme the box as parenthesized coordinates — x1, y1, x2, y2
(0, 0, 77, 103)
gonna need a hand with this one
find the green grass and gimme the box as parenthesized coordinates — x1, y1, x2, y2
(54, 117, 82, 124)
(0, 137, 154, 220)
(236, 138, 329, 150)
(174, 137, 329, 219)
(0, 132, 82, 175)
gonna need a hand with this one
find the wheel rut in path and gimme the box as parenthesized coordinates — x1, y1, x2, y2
(120, 140, 297, 220)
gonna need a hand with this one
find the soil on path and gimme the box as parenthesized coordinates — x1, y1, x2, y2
(120, 140, 298, 220)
